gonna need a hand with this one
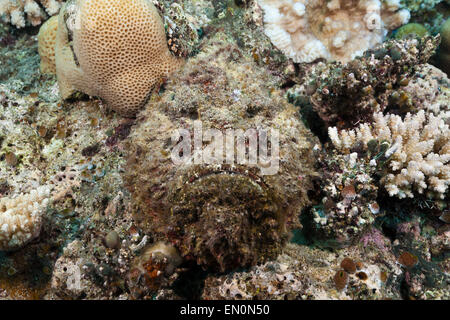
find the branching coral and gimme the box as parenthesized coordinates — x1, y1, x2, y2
(258, 0, 410, 63)
(288, 36, 440, 130)
(0, 185, 50, 251)
(329, 110, 450, 199)
(0, 0, 63, 28)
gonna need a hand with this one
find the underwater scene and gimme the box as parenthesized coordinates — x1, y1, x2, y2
(0, 0, 448, 301)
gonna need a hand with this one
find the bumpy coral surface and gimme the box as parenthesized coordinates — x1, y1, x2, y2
(258, 0, 410, 63)
(55, 0, 183, 117)
(329, 110, 449, 199)
(37, 15, 58, 74)
(401, 64, 450, 115)
(308, 149, 380, 248)
(0, 0, 62, 28)
(0, 185, 50, 250)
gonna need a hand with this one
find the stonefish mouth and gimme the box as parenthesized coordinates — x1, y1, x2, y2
(161, 165, 287, 271)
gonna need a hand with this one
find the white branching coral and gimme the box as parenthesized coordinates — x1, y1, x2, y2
(0, 0, 63, 28)
(0, 185, 51, 251)
(329, 110, 449, 199)
(258, 0, 410, 63)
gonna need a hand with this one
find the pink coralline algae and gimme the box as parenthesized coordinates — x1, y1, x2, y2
(360, 228, 391, 252)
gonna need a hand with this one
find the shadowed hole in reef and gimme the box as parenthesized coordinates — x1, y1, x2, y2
(172, 263, 208, 299)
(290, 207, 316, 247)
(400, 274, 411, 300)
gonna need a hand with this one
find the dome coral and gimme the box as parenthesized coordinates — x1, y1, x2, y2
(55, 0, 183, 117)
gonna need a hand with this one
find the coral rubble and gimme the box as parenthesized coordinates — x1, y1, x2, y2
(308, 149, 380, 248)
(55, 0, 184, 117)
(288, 36, 441, 130)
(0, 0, 448, 301)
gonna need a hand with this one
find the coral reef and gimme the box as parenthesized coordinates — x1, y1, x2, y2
(0, 186, 50, 251)
(55, 0, 183, 117)
(201, 243, 404, 300)
(258, 0, 410, 63)
(153, 0, 200, 58)
(400, 0, 444, 13)
(0, 0, 62, 28)
(329, 110, 449, 199)
(399, 0, 448, 37)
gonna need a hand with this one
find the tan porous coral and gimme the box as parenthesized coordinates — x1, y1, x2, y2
(55, 0, 183, 117)
(329, 111, 449, 199)
(0, 185, 51, 251)
(258, 0, 410, 63)
(0, 0, 62, 28)
(38, 15, 58, 74)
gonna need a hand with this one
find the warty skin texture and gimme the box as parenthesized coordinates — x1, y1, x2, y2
(124, 32, 319, 272)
